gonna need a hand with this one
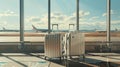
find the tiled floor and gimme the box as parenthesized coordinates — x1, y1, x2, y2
(0, 53, 120, 67)
(0, 53, 64, 67)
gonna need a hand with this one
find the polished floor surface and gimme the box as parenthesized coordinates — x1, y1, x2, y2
(0, 53, 120, 67)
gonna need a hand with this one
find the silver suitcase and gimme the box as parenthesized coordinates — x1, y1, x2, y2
(44, 33, 64, 59)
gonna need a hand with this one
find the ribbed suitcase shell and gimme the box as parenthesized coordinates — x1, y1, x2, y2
(63, 31, 85, 56)
(44, 33, 63, 58)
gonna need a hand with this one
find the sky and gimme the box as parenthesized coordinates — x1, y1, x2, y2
(0, 0, 120, 31)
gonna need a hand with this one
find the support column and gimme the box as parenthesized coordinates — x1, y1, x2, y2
(20, 0, 24, 47)
(107, 0, 111, 44)
(48, 0, 51, 34)
(76, 0, 79, 31)
(107, 0, 111, 50)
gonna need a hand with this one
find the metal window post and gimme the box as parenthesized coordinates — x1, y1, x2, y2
(20, 0, 24, 47)
(76, 0, 79, 31)
(107, 0, 111, 50)
(48, 0, 51, 34)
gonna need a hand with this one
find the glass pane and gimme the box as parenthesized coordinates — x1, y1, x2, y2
(111, 0, 120, 52)
(51, 0, 76, 32)
(111, 0, 120, 41)
(79, 0, 107, 32)
(24, 0, 48, 42)
(0, 0, 20, 42)
(80, 0, 107, 53)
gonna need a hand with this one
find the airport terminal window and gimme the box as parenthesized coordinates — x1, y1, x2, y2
(79, 0, 107, 42)
(0, 0, 20, 42)
(51, 0, 76, 32)
(111, 0, 120, 41)
(24, 0, 48, 42)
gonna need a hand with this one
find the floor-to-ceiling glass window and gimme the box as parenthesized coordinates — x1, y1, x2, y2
(79, 0, 107, 52)
(24, 0, 48, 42)
(111, 0, 120, 41)
(51, 0, 76, 32)
(79, 0, 107, 32)
(111, 0, 120, 52)
(0, 0, 20, 42)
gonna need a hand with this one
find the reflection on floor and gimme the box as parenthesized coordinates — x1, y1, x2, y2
(0, 53, 63, 67)
(0, 53, 120, 67)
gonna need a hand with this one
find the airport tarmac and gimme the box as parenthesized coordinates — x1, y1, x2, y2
(0, 32, 120, 42)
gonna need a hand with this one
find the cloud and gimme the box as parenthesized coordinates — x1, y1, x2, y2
(102, 10, 115, 17)
(30, 11, 91, 30)
(67, 11, 90, 22)
(27, 11, 90, 24)
(26, 11, 112, 30)
(51, 13, 63, 17)
(51, 12, 67, 23)
(26, 16, 41, 22)
(0, 20, 7, 24)
(0, 10, 18, 17)
(73, 10, 90, 17)
(28, 15, 48, 29)
(0, 21, 20, 30)
(89, 16, 99, 21)
(111, 20, 120, 25)
(102, 13, 106, 17)
(67, 16, 76, 21)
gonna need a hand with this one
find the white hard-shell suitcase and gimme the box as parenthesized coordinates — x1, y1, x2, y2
(63, 31, 85, 58)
